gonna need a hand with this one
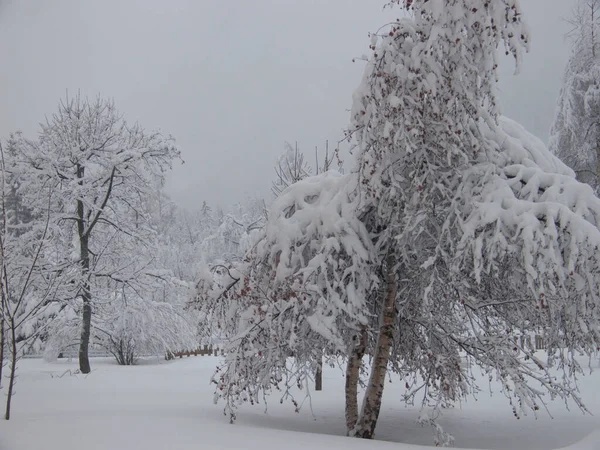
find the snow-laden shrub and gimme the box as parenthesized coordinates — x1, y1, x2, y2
(44, 293, 197, 365)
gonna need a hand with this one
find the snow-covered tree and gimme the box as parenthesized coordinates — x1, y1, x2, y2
(346, 0, 531, 439)
(0, 143, 71, 419)
(41, 174, 199, 366)
(271, 140, 344, 391)
(12, 94, 180, 373)
(271, 141, 340, 197)
(196, 171, 372, 418)
(142, 180, 201, 293)
(549, 0, 600, 189)
(194, 144, 342, 357)
(271, 142, 312, 197)
(203, 0, 600, 445)
(45, 286, 197, 366)
(103, 295, 196, 365)
(200, 198, 266, 264)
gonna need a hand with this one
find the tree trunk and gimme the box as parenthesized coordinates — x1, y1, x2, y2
(595, 135, 600, 190)
(78, 284, 92, 374)
(0, 316, 5, 389)
(5, 320, 17, 420)
(345, 327, 366, 433)
(76, 178, 92, 374)
(315, 353, 323, 392)
(353, 256, 397, 439)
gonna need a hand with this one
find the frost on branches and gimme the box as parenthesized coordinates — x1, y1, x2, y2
(271, 142, 312, 197)
(0, 144, 73, 419)
(197, 172, 374, 421)
(548, 0, 600, 191)
(41, 181, 198, 366)
(43, 272, 198, 366)
(200, 0, 600, 445)
(11, 94, 182, 373)
(200, 199, 266, 265)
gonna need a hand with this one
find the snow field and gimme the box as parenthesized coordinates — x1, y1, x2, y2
(0, 356, 599, 450)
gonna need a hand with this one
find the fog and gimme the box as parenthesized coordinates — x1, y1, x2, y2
(0, 0, 573, 208)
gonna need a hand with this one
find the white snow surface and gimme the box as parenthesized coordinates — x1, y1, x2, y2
(494, 117, 575, 176)
(0, 356, 599, 450)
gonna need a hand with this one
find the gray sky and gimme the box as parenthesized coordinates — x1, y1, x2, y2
(0, 0, 573, 209)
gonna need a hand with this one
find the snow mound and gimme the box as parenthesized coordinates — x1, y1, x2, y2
(556, 430, 600, 450)
(495, 117, 575, 176)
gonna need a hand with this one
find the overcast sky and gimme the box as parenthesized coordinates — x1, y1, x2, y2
(0, 0, 573, 209)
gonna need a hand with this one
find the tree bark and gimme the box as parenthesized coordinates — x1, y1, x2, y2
(76, 164, 92, 374)
(78, 242, 92, 374)
(78, 280, 92, 374)
(345, 327, 366, 433)
(315, 351, 323, 391)
(0, 316, 5, 389)
(595, 133, 600, 189)
(353, 256, 397, 439)
(5, 319, 17, 419)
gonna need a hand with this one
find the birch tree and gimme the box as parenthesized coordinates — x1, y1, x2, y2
(13, 94, 180, 373)
(203, 0, 600, 445)
(346, 0, 531, 439)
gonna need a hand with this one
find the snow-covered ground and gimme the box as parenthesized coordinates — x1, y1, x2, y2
(0, 356, 599, 450)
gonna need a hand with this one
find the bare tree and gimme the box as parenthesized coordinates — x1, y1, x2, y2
(271, 142, 312, 196)
(272, 140, 341, 197)
(313, 140, 338, 175)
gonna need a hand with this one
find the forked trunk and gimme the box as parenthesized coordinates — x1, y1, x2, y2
(345, 327, 366, 433)
(353, 256, 397, 439)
